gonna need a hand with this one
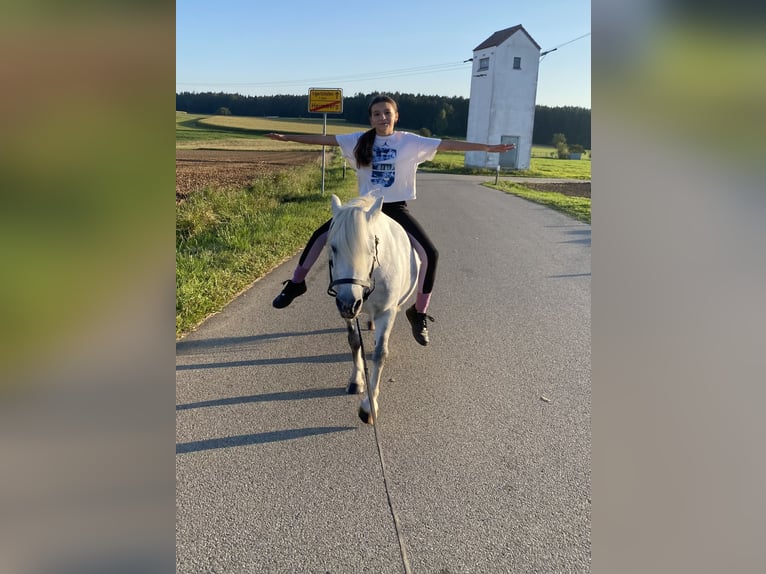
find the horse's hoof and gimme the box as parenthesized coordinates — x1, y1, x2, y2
(368, 320, 375, 331)
(347, 382, 362, 395)
(358, 407, 373, 425)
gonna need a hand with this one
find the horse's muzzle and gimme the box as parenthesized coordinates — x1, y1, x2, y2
(336, 296, 363, 319)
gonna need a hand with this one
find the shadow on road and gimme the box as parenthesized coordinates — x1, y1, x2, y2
(177, 387, 348, 411)
(558, 227, 591, 246)
(176, 352, 349, 371)
(176, 426, 356, 454)
(176, 328, 346, 355)
(548, 273, 591, 278)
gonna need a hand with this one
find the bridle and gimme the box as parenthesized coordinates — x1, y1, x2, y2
(327, 235, 380, 301)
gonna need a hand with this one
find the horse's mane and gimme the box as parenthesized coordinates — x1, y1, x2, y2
(340, 195, 376, 211)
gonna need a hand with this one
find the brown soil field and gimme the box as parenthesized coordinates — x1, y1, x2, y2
(176, 149, 590, 200)
(176, 149, 321, 201)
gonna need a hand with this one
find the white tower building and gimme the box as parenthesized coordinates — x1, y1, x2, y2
(465, 25, 541, 170)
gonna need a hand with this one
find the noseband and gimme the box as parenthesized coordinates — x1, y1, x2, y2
(327, 236, 380, 301)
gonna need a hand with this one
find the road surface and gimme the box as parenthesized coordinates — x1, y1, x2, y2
(176, 173, 591, 573)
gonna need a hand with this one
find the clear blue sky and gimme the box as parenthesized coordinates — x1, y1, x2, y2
(176, 0, 590, 109)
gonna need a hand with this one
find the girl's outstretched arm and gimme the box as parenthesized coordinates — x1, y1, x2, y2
(437, 140, 515, 153)
(265, 133, 339, 146)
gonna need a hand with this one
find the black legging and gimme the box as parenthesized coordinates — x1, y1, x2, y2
(298, 201, 439, 294)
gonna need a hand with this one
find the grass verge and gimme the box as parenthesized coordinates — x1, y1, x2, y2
(420, 150, 591, 179)
(484, 182, 591, 224)
(176, 154, 356, 337)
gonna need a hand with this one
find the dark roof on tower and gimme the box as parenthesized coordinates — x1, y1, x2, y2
(473, 25, 541, 51)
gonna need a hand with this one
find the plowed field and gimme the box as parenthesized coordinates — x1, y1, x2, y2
(176, 149, 321, 201)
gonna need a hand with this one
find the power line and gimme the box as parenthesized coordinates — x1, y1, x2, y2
(540, 32, 591, 59)
(177, 61, 471, 89)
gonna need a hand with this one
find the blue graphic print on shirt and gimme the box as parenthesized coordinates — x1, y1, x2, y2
(371, 143, 396, 187)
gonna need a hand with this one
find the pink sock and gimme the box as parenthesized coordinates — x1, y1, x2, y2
(416, 293, 431, 313)
(291, 266, 309, 283)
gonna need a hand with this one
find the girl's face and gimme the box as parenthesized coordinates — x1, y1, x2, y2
(369, 101, 398, 136)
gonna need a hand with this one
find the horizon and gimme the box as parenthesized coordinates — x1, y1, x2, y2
(175, 91, 591, 111)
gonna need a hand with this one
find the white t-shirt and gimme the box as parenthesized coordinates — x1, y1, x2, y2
(335, 131, 441, 202)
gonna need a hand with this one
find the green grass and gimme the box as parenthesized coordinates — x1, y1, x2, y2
(420, 150, 591, 179)
(484, 182, 591, 223)
(524, 156, 591, 179)
(176, 112, 368, 150)
(176, 154, 356, 337)
(197, 114, 366, 134)
(176, 113, 257, 146)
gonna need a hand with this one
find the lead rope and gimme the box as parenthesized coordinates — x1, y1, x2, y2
(356, 316, 413, 574)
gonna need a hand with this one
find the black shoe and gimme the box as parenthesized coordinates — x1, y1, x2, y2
(405, 304, 433, 346)
(272, 280, 307, 308)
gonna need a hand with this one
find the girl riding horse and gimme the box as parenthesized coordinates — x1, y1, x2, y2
(267, 94, 515, 346)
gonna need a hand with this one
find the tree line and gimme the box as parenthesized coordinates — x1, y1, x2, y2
(176, 91, 590, 149)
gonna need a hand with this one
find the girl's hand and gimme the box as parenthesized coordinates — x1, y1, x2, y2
(265, 133, 286, 141)
(488, 143, 515, 152)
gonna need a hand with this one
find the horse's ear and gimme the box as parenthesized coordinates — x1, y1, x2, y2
(331, 194, 343, 216)
(367, 195, 384, 222)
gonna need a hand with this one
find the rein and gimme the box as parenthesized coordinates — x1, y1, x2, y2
(355, 315, 413, 574)
(327, 236, 380, 301)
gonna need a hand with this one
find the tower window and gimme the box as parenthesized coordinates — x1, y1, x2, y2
(478, 57, 489, 71)
(513, 57, 521, 69)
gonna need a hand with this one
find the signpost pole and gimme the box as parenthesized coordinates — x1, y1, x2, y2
(321, 113, 327, 195)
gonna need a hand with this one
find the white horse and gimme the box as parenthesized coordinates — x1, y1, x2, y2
(327, 194, 419, 424)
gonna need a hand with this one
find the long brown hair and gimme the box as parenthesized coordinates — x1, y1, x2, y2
(354, 95, 398, 167)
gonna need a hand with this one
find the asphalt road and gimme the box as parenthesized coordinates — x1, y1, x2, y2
(176, 173, 591, 573)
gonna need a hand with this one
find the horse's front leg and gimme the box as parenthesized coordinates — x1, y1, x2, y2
(359, 311, 394, 425)
(345, 319, 365, 395)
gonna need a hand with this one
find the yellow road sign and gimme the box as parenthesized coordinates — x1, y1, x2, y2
(309, 88, 343, 113)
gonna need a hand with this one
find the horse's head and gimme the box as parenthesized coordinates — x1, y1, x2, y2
(327, 194, 383, 319)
